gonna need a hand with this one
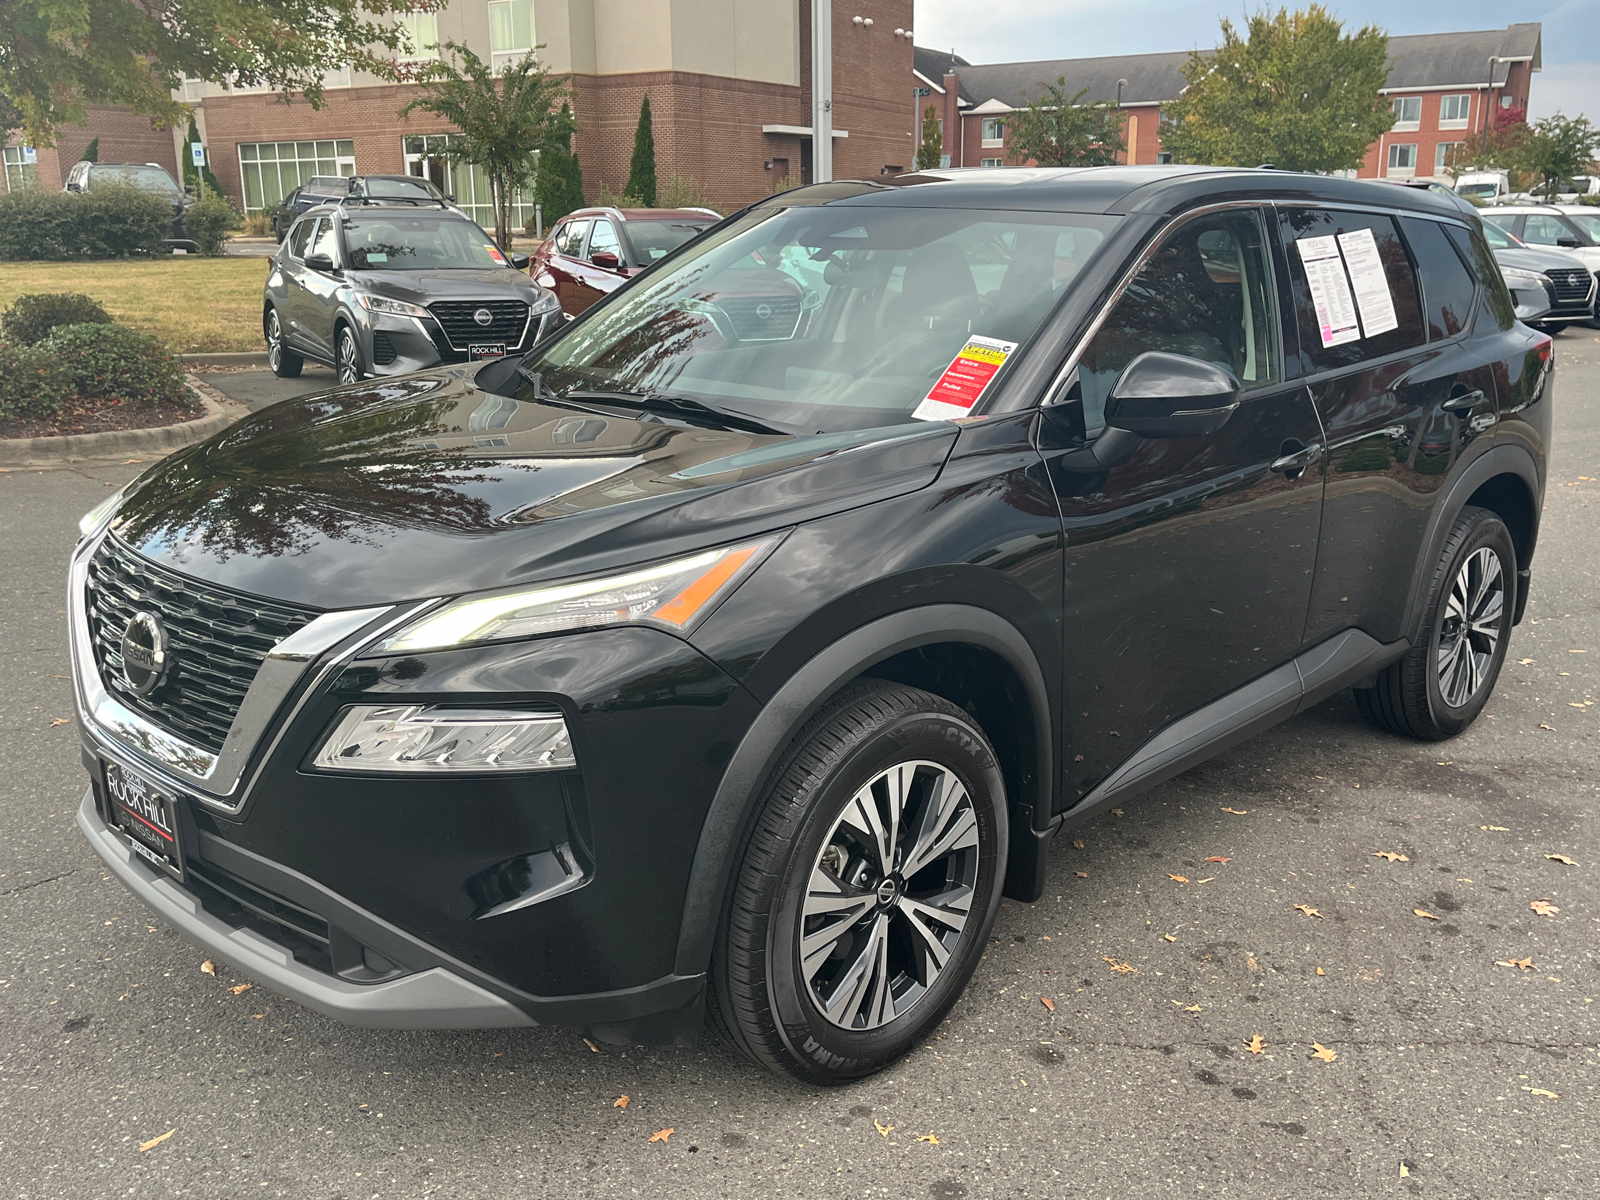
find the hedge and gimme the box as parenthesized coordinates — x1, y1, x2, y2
(44, 323, 190, 408)
(0, 342, 76, 421)
(185, 194, 242, 256)
(0, 293, 114, 345)
(0, 184, 172, 260)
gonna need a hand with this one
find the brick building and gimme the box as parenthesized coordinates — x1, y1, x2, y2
(4, 0, 917, 222)
(917, 22, 1541, 183)
(1, 105, 179, 194)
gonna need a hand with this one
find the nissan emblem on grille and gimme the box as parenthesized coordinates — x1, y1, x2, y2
(120, 612, 170, 695)
(473, 308, 494, 325)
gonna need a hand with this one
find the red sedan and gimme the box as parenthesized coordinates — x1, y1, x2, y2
(530, 206, 720, 317)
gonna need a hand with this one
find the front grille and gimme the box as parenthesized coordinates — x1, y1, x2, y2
(371, 330, 397, 364)
(427, 300, 530, 351)
(1544, 267, 1592, 303)
(718, 295, 802, 341)
(186, 860, 333, 974)
(86, 537, 319, 755)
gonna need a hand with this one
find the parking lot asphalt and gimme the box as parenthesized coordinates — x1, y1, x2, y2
(2, 335, 1597, 1199)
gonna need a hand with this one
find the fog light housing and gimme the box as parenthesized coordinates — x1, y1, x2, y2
(310, 705, 575, 773)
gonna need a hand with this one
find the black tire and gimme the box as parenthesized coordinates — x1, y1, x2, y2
(265, 308, 302, 378)
(1356, 505, 1515, 740)
(335, 323, 364, 385)
(710, 680, 1008, 1084)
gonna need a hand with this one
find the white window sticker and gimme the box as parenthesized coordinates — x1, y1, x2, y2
(1336, 227, 1399, 338)
(1296, 236, 1360, 348)
(912, 335, 1018, 421)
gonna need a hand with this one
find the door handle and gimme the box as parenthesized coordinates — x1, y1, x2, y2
(1270, 441, 1321, 476)
(1441, 389, 1485, 413)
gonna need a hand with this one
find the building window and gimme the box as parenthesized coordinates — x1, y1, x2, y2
(238, 140, 356, 213)
(322, 66, 352, 90)
(1439, 93, 1471, 129)
(2, 145, 38, 192)
(981, 118, 1004, 147)
(1435, 141, 1462, 175)
(1386, 143, 1417, 177)
(182, 77, 208, 103)
(980, 157, 1003, 168)
(396, 11, 439, 60)
(488, 0, 534, 74)
(403, 133, 537, 230)
(1500, 94, 1516, 108)
(939, 153, 951, 168)
(1155, 151, 1172, 164)
(1391, 96, 1421, 130)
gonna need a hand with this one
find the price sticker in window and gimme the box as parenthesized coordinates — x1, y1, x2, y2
(1296, 235, 1360, 348)
(913, 335, 1018, 422)
(485, 244, 509, 266)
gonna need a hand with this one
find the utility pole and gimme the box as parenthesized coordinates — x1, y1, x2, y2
(1481, 56, 1509, 158)
(913, 86, 931, 166)
(812, 0, 833, 182)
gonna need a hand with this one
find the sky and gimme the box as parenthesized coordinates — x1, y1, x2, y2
(913, 0, 1600, 121)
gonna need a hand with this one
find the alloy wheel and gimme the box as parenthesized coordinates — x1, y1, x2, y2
(337, 329, 360, 384)
(1436, 546, 1504, 708)
(800, 760, 980, 1031)
(266, 311, 282, 372)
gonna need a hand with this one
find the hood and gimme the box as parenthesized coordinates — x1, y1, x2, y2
(354, 268, 544, 304)
(108, 367, 958, 609)
(1494, 245, 1592, 274)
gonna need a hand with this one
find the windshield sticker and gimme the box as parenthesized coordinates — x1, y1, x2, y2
(365, 252, 387, 263)
(485, 244, 508, 265)
(1296, 236, 1360, 348)
(1336, 227, 1399, 338)
(913, 336, 1019, 422)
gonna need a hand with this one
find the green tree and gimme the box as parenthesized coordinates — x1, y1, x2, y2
(626, 95, 657, 206)
(535, 102, 585, 225)
(401, 41, 568, 249)
(916, 103, 943, 170)
(180, 117, 224, 197)
(0, 0, 430, 147)
(1006, 79, 1124, 167)
(81, 136, 98, 163)
(1520, 114, 1600, 198)
(1161, 6, 1393, 173)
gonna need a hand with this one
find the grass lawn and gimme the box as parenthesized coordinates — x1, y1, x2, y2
(0, 257, 269, 353)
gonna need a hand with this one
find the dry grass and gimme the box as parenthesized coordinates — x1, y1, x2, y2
(0, 258, 270, 353)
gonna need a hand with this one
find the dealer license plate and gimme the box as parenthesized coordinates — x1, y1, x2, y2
(103, 760, 185, 880)
(468, 343, 506, 361)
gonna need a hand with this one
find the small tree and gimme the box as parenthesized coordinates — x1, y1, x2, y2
(626, 95, 657, 206)
(535, 102, 585, 224)
(916, 104, 942, 170)
(81, 136, 98, 162)
(1007, 79, 1124, 167)
(1161, 6, 1393, 174)
(401, 41, 568, 249)
(1521, 114, 1600, 198)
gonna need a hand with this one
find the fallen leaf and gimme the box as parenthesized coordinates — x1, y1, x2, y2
(1183, 1004, 1202, 1013)
(582, 1037, 601, 1052)
(1570, 648, 1587, 653)
(1316, 967, 1326, 977)
(1101, 956, 1138, 975)
(1040, 996, 1055, 1012)
(1539, 724, 1557, 732)
(228, 983, 252, 995)
(1293, 904, 1322, 919)
(249, 1013, 265, 1019)
(1530, 899, 1560, 916)
(1245, 1033, 1265, 1055)
(1518, 658, 1535, 665)
(1074, 871, 1088, 878)
(138, 1128, 175, 1152)
(1197, 877, 1215, 884)
(1220, 806, 1248, 815)
(1547, 854, 1578, 866)
(1246, 954, 1259, 971)
(1482, 825, 1510, 832)
(1372, 851, 1409, 862)
(916, 1133, 941, 1144)
(48, 718, 69, 727)
(1310, 1043, 1337, 1064)
(614, 1094, 630, 1108)
(1072, 839, 1085, 850)
(1497, 957, 1534, 970)
(1111, 808, 1124, 816)
(1414, 909, 1440, 920)
(1163, 933, 1177, 943)
(200, 960, 216, 976)
(875, 1119, 893, 1137)
(1400, 1163, 1410, 1178)
(1168, 873, 1190, 883)
(1521, 1087, 1559, 1100)
(648, 1127, 674, 1143)
(1204, 856, 1231, 863)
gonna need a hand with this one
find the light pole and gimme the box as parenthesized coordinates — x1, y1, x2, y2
(812, 0, 833, 182)
(913, 86, 931, 166)
(1481, 55, 1509, 159)
(1117, 79, 1128, 164)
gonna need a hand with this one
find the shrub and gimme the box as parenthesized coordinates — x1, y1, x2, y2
(186, 194, 242, 255)
(242, 212, 275, 236)
(0, 183, 171, 259)
(44, 324, 190, 407)
(658, 174, 717, 212)
(1, 293, 114, 345)
(592, 180, 646, 209)
(0, 341, 75, 421)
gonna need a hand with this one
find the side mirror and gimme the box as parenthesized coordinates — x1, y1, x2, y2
(443, 193, 456, 203)
(590, 250, 622, 270)
(1106, 351, 1242, 439)
(303, 253, 336, 273)
(1556, 236, 1582, 249)
(510, 252, 531, 270)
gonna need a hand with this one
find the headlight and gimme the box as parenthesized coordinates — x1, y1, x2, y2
(311, 705, 575, 772)
(355, 293, 430, 319)
(78, 485, 128, 541)
(530, 289, 561, 314)
(377, 536, 779, 654)
(1498, 266, 1549, 289)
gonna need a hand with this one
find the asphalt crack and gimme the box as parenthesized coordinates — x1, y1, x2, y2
(0, 869, 78, 897)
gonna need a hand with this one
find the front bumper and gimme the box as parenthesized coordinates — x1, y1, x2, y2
(358, 306, 562, 378)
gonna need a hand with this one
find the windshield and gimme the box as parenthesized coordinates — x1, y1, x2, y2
(343, 215, 509, 271)
(363, 178, 442, 201)
(627, 220, 714, 262)
(522, 205, 1118, 432)
(92, 166, 179, 195)
(1562, 211, 1600, 242)
(1457, 183, 1499, 199)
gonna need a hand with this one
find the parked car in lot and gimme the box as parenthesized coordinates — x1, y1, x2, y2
(73, 167, 1552, 1084)
(63, 161, 196, 252)
(531, 205, 719, 316)
(269, 175, 459, 241)
(1479, 218, 1596, 332)
(263, 199, 561, 383)
(1455, 169, 1512, 203)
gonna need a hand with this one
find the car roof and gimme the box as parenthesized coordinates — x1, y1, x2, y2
(298, 200, 464, 220)
(1482, 203, 1583, 213)
(563, 206, 720, 223)
(751, 165, 1475, 220)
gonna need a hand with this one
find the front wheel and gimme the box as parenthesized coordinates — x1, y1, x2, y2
(265, 308, 302, 378)
(336, 324, 364, 385)
(1356, 505, 1515, 740)
(710, 681, 1008, 1084)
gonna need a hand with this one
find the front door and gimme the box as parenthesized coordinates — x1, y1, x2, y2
(1036, 206, 1326, 808)
(290, 217, 342, 359)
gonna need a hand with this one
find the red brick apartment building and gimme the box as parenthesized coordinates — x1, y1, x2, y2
(916, 22, 1541, 181)
(4, 0, 919, 222)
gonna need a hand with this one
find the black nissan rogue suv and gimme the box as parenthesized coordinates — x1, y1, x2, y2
(72, 167, 1552, 1084)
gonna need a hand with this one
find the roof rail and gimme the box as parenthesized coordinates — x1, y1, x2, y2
(333, 195, 451, 210)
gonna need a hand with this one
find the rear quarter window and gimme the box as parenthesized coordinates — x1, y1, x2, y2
(1398, 217, 1478, 340)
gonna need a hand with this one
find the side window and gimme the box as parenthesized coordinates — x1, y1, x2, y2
(1521, 214, 1570, 246)
(558, 219, 592, 257)
(308, 218, 339, 265)
(1279, 208, 1425, 373)
(1480, 213, 1520, 240)
(1078, 208, 1280, 431)
(1445, 224, 1516, 331)
(1398, 217, 1478, 340)
(287, 218, 316, 260)
(588, 219, 622, 262)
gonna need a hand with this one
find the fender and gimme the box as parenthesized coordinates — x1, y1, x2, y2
(672, 604, 1054, 978)
(1398, 442, 1542, 643)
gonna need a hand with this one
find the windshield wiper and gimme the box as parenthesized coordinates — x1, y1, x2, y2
(563, 389, 789, 436)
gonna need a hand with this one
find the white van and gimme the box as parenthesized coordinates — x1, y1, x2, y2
(1455, 170, 1511, 203)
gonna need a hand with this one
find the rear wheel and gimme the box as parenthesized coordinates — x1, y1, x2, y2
(336, 324, 364, 385)
(265, 308, 302, 378)
(710, 680, 1007, 1084)
(1356, 506, 1514, 740)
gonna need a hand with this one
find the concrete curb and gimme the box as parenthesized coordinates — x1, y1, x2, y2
(0, 375, 246, 468)
(180, 351, 269, 367)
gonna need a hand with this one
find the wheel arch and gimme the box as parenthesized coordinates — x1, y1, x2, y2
(672, 604, 1055, 979)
